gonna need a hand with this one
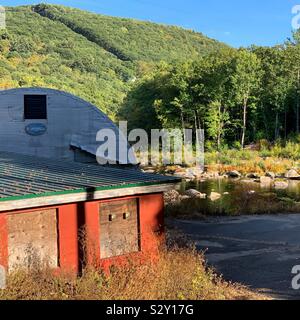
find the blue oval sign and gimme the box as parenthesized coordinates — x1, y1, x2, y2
(25, 123, 47, 136)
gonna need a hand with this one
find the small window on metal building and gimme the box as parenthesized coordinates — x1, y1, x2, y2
(24, 95, 47, 120)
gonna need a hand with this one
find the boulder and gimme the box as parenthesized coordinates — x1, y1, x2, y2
(179, 195, 191, 201)
(187, 167, 204, 178)
(184, 173, 196, 180)
(241, 179, 255, 184)
(274, 181, 289, 190)
(169, 165, 182, 171)
(164, 190, 181, 204)
(208, 171, 220, 179)
(185, 189, 207, 199)
(209, 192, 222, 201)
(227, 170, 241, 178)
(260, 176, 273, 186)
(173, 172, 187, 178)
(285, 169, 300, 180)
(175, 167, 185, 173)
(143, 169, 155, 174)
(142, 166, 155, 170)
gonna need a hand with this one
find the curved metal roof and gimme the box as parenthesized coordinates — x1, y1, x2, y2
(0, 87, 136, 164)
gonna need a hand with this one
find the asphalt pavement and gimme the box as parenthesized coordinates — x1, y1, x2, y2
(171, 214, 300, 299)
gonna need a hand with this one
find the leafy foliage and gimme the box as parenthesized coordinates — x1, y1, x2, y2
(120, 40, 300, 148)
(33, 4, 225, 63)
(0, 4, 224, 120)
(3, 4, 300, 151)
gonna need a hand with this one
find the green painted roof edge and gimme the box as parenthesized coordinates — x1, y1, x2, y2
(0, 177, 181, 203)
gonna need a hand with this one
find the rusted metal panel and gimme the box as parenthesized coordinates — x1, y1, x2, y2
(99, 199, 140, 259)
(7, 209, 58, 271)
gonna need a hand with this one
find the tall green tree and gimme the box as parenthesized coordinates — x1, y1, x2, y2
(198, 48, 236, 149)
(253, 46, 292, 140)
(285, 39, 300, 134)
(231, 49, 262, 147)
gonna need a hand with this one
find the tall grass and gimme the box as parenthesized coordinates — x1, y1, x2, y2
(0, 232, 267, 300)
(260, 142, 300, 161)
(205, 147, 297, 175)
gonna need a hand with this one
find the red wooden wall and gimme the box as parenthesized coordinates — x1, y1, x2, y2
(0, 193, 164, 274)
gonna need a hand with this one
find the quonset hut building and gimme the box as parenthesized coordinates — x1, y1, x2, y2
(0, 87, 135, 164)
(0, 87, 180, 273)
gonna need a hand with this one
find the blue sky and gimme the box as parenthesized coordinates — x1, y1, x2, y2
(0, 0, 299, 47)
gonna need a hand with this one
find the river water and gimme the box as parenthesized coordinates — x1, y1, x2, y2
(178, 178, 300, 216)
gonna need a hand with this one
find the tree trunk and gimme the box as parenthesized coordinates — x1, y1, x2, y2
(194, 110, 198, 130)
(181, 111, 185, 129)
(262, 104, 269, 139)
(195, 109, 201, 130)
(275, 112, 279, 140)
(180, 111, 185, 142)
(297, 69, 300, 134)
(217, 104, 222, 150)
(241, 99, 247, 148)
(217, 131, 221, 151)
(297, 98, 299, 134)
(285, 105, 287, 141)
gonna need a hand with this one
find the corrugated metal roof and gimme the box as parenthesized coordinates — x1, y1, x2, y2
(0, 152, 180, 202)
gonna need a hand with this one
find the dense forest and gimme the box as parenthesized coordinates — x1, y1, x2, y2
(1, 4, 300, 149)
(120, 38, 300, 149)
(0, 4, 224, 119)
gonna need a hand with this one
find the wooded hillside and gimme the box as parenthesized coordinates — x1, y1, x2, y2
(0, 4, 225, 119)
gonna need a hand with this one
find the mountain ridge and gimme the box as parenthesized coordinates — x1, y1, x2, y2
(0, 4, 227, 118)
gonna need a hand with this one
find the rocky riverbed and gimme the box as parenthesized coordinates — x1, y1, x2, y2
(156, 165, 300, 218)
(142, 164, 300, 190)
